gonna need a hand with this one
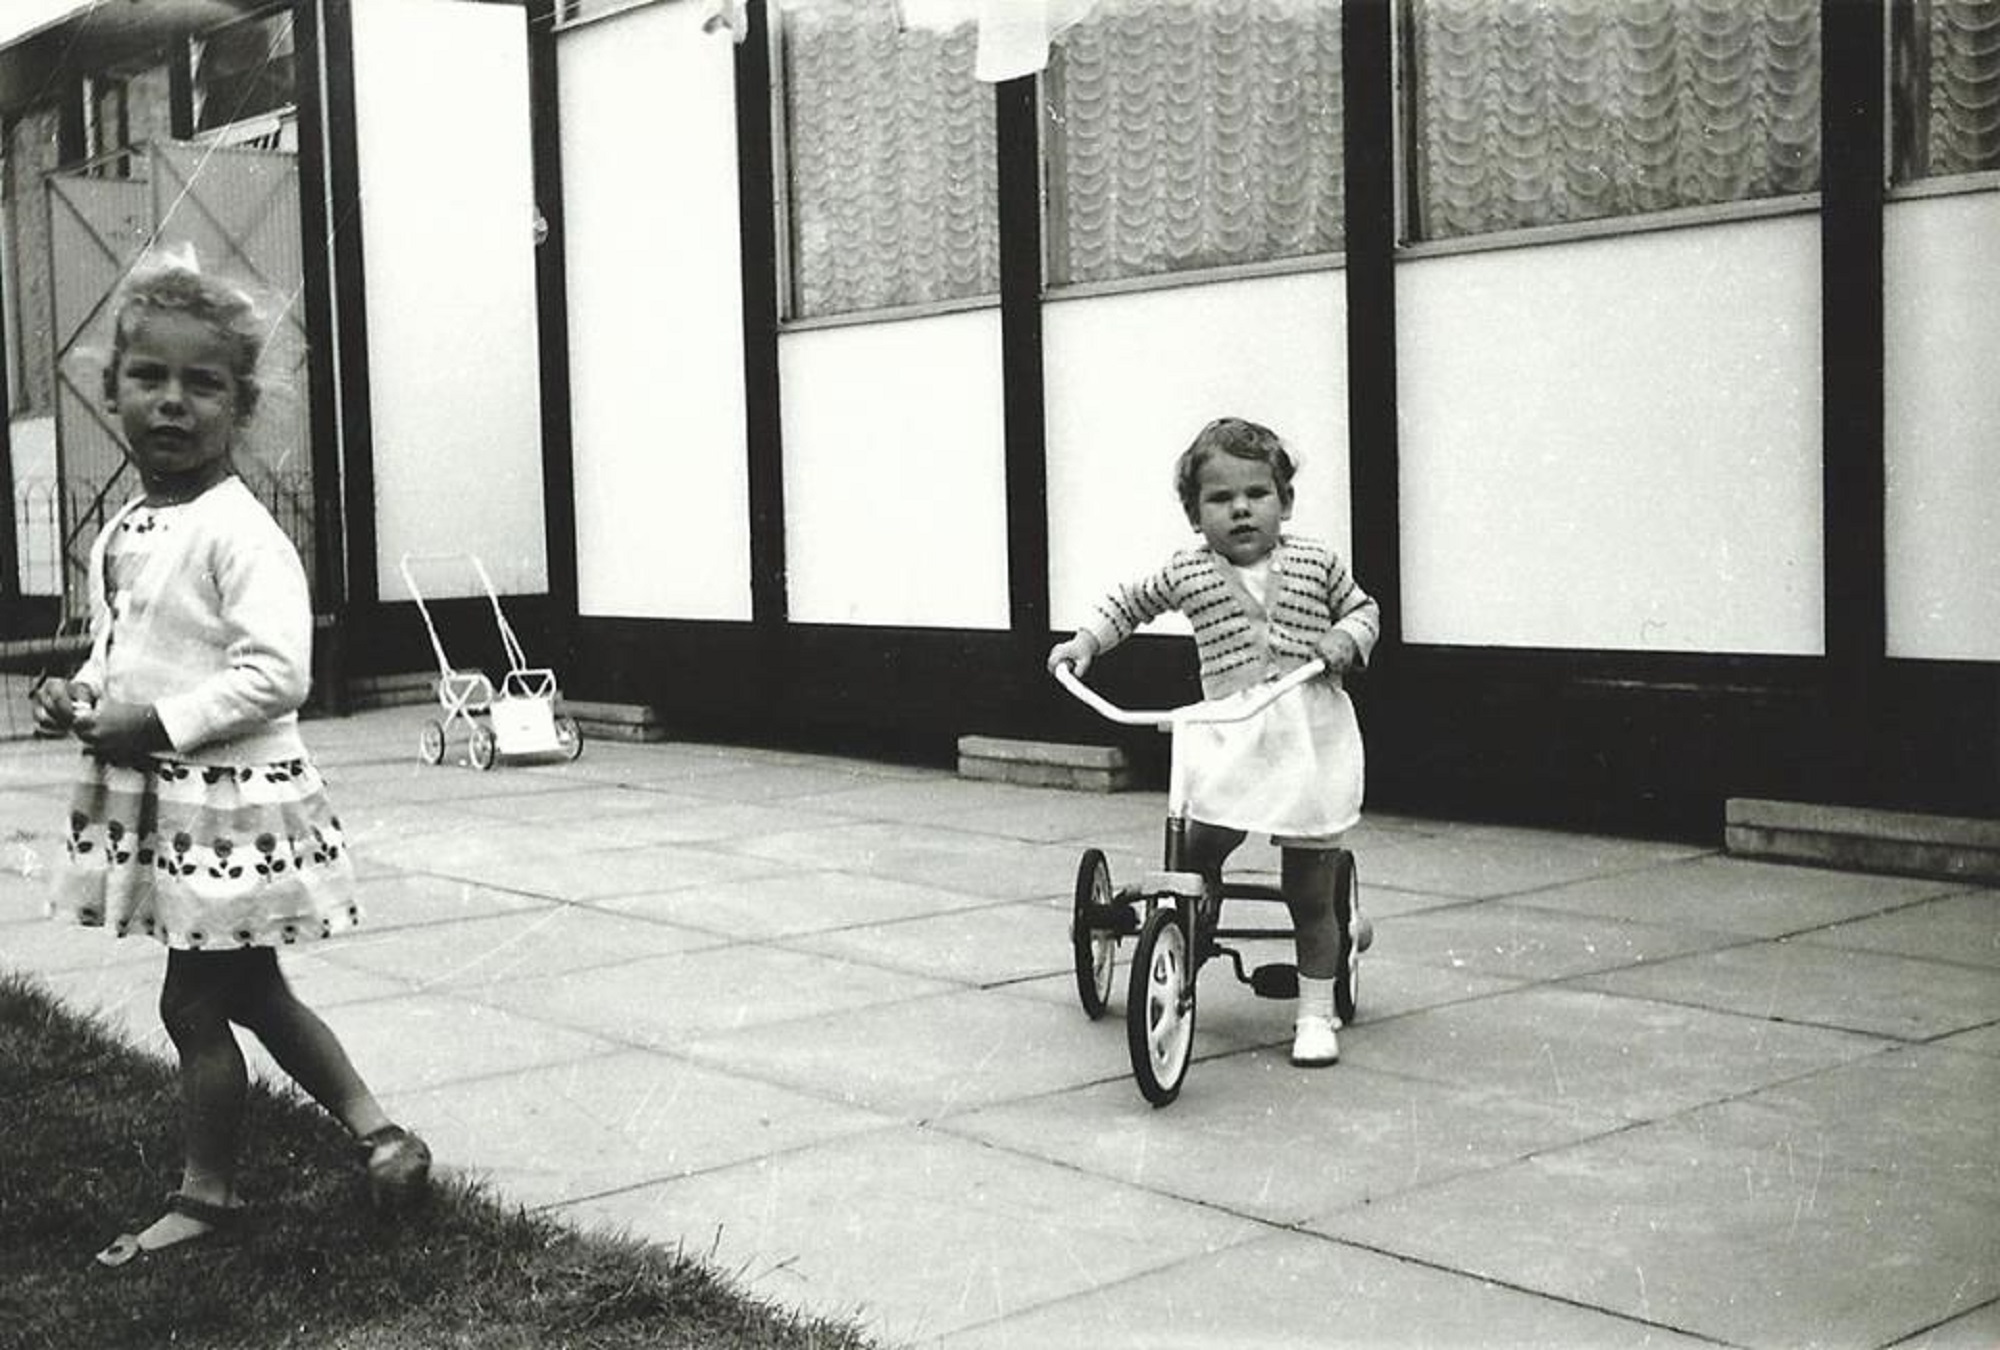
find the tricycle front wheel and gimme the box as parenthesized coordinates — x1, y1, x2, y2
(1127, 907, 1194, 1107)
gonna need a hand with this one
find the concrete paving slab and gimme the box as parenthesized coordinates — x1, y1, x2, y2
(458, 793, 864, 851)
(1887, 1299, 2000, 1350)
(15, 961, 164, 1051)
(1347, 882, 1480, 918)
(1317, 1105, 1999, 1349)
(373, 835, 795, 902)
(0, 914, 161, 973)
(313, 904, 726, 991)
(934, 1228, 1719, 1350)
(310, 991, 620, 1096)
(265, 949, 419, 1010)
(555, 1124, 1266, 1345)
(1680, 1044, 2000, 1202)
(665, 760, 938, 804)
(950, 1055, 1628, 1225)
(1794, 888, 2000, 967)
(679, 987, 1198, 1118)
(396, 1049, 895, 1211)
(348, 870, 554, 929)
(339, 798, 519, 850)
(1377, 901, 1744, 982)
(1932, 1022, 2000, 1057)
(1351, 829, 1711, 901)
(1347, 986, 1887, 1123)
(780, 775, 1163, 842)
(466, 943, 960, 1047)
(1512, 855, 1970, 939)
(725, 822, 1089, 903)
(591, 869, 1014, 940)
(447, 783, 715, 824)
(780, 899, 1070, 987)
(326, 759, 598, 804)
(1577, 940, 2000, 1041)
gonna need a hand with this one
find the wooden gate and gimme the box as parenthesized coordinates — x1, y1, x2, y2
(45, 140, 316, 620)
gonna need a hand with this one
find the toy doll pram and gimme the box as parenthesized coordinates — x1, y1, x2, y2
(399, 552, 582, 770)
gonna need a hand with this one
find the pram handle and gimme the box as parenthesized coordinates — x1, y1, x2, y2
(1054, 658, 1326, 729)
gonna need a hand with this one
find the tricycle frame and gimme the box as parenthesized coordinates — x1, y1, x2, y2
(1059, 661, 1369, 1106)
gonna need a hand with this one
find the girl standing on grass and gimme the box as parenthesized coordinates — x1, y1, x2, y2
(29, 255, 430, 1268)
(1047, 416, 1380, 1067)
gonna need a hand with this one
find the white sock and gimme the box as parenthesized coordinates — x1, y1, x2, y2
(1297, 975, 1337, 1027)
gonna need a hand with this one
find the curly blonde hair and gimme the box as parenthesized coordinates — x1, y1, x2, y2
(100, 255, 265, 421)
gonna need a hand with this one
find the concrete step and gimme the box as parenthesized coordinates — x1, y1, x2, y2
(563, 700, 668, 742)
(957, 735, 1132, 792)
(1725, 797, 2000, 884)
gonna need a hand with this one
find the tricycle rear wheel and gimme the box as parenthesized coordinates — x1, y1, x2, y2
(1072, 849, 1118, 1019)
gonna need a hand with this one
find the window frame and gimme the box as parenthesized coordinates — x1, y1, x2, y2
(767, 2, 1003, 332)
(767, 0, 1995, 328)
(1884, 0, 2000, 201)
(1389, 0, 1834, 260)
(1035, 0, 1350, 302)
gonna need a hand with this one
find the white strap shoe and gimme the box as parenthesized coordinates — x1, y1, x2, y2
(1291, 1013, 1340, 1067)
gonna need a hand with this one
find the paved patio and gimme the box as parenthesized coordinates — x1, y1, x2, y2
(2, 706, 1995, 1348)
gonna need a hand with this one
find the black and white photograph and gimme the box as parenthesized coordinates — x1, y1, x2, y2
(0, 0, 1994, 1346)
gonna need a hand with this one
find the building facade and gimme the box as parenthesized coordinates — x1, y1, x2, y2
(3, 0, 1996, 835)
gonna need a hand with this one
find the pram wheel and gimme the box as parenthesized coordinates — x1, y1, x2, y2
(555, 714, 584, 761)
(1128, 908, 1195, 1107)
(1072, 849, 1117, 1019)
(418, 720, 445, 766)
(469, 723, 498, 771)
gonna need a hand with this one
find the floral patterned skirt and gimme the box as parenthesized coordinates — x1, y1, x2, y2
(49, 751, 359, 949)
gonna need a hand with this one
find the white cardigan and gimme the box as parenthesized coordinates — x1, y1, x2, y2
(77, 476, 312, 765)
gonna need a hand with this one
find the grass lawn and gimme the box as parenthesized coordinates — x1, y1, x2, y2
(0, 972, 879, 1350)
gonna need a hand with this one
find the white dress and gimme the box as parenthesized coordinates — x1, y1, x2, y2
(1180, 559, 1365, 842)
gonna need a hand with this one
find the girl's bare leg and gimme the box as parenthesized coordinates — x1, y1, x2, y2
(1282, 846, 1346, 1066)
(136, 950, 251, 1249)
(225, 949, 391, 1141)
(1280, 847, 1343, 979)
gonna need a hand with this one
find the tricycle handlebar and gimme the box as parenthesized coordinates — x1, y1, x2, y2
(1054, 658, 1325, 728)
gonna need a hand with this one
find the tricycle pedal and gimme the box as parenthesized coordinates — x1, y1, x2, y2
(1249, 963, 1300, 1000)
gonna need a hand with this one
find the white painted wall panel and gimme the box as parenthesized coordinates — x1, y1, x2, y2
(1885, 192, 2000, 663)
(351, 0, 547, 600)
(1045, 272, 1350, 636)
(1399, 217, 1824, 653)
(560, 3, 750, 620)
(779, 312, 1009, 627)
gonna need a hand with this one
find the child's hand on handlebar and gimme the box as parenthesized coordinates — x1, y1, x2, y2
(1047, 633, 1100, 678)
(1315, 631, 1361, 678)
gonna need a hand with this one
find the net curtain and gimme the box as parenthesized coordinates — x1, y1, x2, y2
(1408, 0, 1823, 241)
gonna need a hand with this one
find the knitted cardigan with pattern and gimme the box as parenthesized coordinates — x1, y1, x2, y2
(76, 477, 312, 765)
(1078, 535, 1381, 700)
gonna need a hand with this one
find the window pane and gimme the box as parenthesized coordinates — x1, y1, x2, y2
(1044, 0, 1344, 288)
(1894, 0, 2000, 181)
(193, 10, 296, 133)
(779, 0, 999, 320)
(1407, 0, 1821, 243)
